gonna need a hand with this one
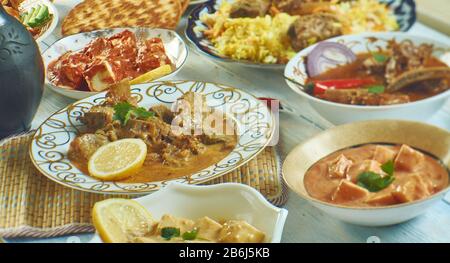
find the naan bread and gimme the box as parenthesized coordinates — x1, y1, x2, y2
(180, 0, 190, 13)
(61, 0, 182, 36)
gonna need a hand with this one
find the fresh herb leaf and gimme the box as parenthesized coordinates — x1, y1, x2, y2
(381, 160, 394, 177)
(182, 229, 198, 240)
(357, 171, 395, 192)
(113, 102, 134, 125)
(132, 106, 155, 119)
(367, 85, 385, 94)
(113, 102, 154, 126)
(372, 53, 388, 63)
(357, 172, 395, 192)
(161, 227, 180, 240)
(305, 82, 315, 93)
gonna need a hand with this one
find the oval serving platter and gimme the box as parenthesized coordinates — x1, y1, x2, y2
(30, 81, 275, 194)
(185, 0, 416, 69)
(42, 27, 188, 100)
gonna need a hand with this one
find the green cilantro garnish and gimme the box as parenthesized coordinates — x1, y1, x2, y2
(372, 53, 388, 63)
(113, 102, 154, 125)
(182, 229, 198, 241)
(357, 160, 395, 192)
(367, 85, 385, 94)
(161, 227, 180, 240)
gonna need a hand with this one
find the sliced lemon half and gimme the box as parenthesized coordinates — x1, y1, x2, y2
(129, 64, 173, 85)
(92, 198, 155, 243)
(88, 138, 147, 181)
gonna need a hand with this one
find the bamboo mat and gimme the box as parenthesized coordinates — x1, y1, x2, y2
(0, 132, 287, 238)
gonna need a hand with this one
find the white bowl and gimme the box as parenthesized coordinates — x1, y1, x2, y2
(19, 0, 59, 43)
(42, 28, 188, 100)
(90, 183, 288, 243)
(282, 120, 450, 226)
(284, 32, 450, 125)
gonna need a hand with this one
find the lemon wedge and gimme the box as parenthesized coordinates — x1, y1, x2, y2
(92, 199, 155, 243)
(129, 64, 173, 85)
(88, 138, 147, 181)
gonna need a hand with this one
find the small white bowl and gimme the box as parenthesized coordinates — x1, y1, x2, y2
(42, 28, 188, 100)
(90, 183, 288, 243)
(284, 32, 450, 125)
(19, 0, 59, 43)
(282, 120, 450, 226)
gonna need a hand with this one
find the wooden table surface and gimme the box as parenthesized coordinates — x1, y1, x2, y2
(5, 1, 450, 243)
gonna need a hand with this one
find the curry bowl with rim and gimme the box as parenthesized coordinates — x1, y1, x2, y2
(90, 182, 289, 243)
(284, 32, 450, 125)
(282, 120, 450, 226)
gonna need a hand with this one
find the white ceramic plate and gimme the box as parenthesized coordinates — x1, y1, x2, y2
(19, 0, 59, 43)
(42, 28, 188, 99)
(90, 183, 288, 243)
(284, 32, 450, 124)
(30, 80, 275, 194)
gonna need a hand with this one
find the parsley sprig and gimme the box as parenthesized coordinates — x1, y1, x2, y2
(113, 102, 154, 125)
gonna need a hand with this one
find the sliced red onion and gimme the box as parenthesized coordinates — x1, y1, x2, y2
(306, 42, 356, 77)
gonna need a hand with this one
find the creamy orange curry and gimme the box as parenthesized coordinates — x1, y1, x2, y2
(304, 144, 449, 207)
(68, 81, 237, 182)
(131, 214, 265, 243)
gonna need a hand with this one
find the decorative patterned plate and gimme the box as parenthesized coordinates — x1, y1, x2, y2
(29, 81, 275, 194)
(42, 28, 188, 100)
(185, 0, 416, 69)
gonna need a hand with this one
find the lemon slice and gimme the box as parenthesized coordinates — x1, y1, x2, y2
(92, 199, 155, 243)
(88, 138, 147, 181)
(129, 64, 173, 85)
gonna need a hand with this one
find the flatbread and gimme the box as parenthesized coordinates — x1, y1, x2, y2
(180, 0, 190, 13)
(61, 0, 182, 36)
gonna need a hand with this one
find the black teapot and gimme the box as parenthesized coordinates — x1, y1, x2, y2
(0, 5, 44, 139)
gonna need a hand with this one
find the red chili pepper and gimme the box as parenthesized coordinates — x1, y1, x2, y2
(311, 78, 377, 95)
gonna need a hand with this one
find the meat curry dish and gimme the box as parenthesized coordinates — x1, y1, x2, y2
(306, 40, 450, 105)
(68, 81, 237, 183)
(304, 144, 449, 207)
(130, 213, 265, 243)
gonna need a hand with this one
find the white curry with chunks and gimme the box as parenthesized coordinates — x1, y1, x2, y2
(68, 81, 237, 182)
(304, 144, 449, 207)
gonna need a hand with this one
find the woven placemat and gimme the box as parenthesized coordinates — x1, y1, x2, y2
(0, 132, 287, 238)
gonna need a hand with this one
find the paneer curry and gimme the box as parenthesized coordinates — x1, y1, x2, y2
(305, 40, 450, 105)
(132, 214, 265, 243)
(68, 81, 237, 183)
(304, 144, 449, 207)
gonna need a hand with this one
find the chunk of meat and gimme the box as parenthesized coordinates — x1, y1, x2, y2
(331, 180, 369, 203)
(347, 160, 384, 182)
(394, 144, 424, 172)
(136, 38, 171, 73)
(372, 145, 396, 164)
(200, 134, 236, 149)
(327, 154, 353, 179)
(392, 174, 431, 203)
(67, 133, 109, 162)
(230, 0, 271, 18)
(288, 13, 342, 51)
(150, 104, 174, 124)
(319, 88, 410, 105)
(385, 40, 434, 84)
(104, 79, 137, 106)
(47, 52, 90, 89)
(273, 0, 331, 15)
(195, 217, 223, 242)
(79, 105, 114, 132)
(218, 220, 265, 243)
